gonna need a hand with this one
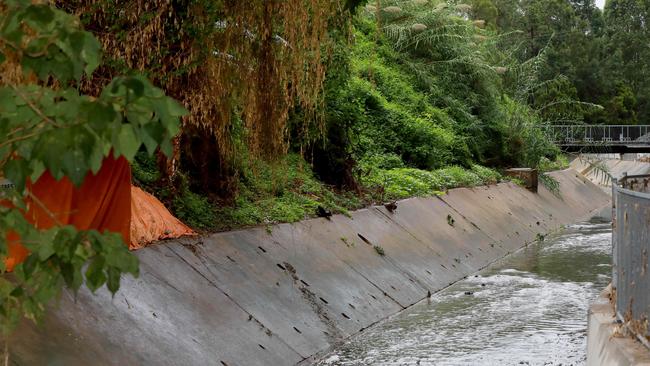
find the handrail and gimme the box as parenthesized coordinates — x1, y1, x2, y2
(542, 125, 650, 146)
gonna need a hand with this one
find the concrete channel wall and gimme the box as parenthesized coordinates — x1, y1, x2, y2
(11, 169, 610, 366)
(571, 158, 650, 188)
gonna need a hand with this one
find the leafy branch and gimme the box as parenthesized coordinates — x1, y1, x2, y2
(0, 1, 186, 342)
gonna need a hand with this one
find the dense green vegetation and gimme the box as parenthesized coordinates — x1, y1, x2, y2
(10, 0, 635, 234)
(126, 0, 606, 230)
(488, 0, 650, 125)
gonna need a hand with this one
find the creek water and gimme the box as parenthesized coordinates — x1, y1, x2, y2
(318, 219, 612, 366)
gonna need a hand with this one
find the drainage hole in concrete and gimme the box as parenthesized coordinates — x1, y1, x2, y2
(277, 263, 286, 270)
(370, 294, 377, 300)
(293, 326, 302, 334)
(226, 256, 236, 263)
(341, 313, 351, 319)
(300, 280, 310, 287)
(258, 246, 267, 253)
(391, 285, 397, 290)
(357, 233, 372, 245)
(258, 344, 266, 350)
(220, 362, 228, 366)
(319, 297, 329, 304)
(348, 303, 356, 309)
(426, 270, 432, 275)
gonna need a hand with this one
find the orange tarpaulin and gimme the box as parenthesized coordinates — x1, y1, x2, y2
(5, 155, 132, 271)
(129, 186, 194, 250)
(5, 154, 194, 271)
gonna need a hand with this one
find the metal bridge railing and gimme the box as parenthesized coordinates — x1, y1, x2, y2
(613, 173, 650, 343)
(543, 125, 650, 146)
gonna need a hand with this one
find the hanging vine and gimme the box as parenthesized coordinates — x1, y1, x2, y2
(57, 0, 351, 196)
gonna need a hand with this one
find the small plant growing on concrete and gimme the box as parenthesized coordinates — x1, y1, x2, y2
(447, 214, 455, 226)
(539, 174, 561, 197)
(341, 237, 354, 248)
(509, 177, 526, 187)
(536, 233, 546, 242)
(374, 245, 386, 256)
(266, 225, 273, 234)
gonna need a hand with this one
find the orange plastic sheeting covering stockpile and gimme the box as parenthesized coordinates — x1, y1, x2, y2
(5, 155, 132, 272)
(4, 155, 195, 271)
(129, 186, 195, 250)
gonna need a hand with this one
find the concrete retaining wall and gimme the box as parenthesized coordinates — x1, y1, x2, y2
(10, 169, 610, 365)
(587, 287, 650, 366)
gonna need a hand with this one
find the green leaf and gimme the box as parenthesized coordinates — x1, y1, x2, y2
(35, 228, 57, 261)
(85, 256, 106, 292)
(52, 226, 77, 260)
(117, 124, 140, 161)
(0, 231, 5, 256)
(159, 137, 174, 157)
(82, 33, 102, 75)
(23, 5, 55, 27)
(29, 160, 46, 183)
(139, 122, 164, 155)
(22, 254, 40, 279)
(4, 159, 30, 191)
(0, 88, 16, 113)
(60, 262, 81, 291)
(61, 148, 89, 186)
(106, 267, 121, 294)
(123, 78, 145, 99)
(166, 98, 188, 117)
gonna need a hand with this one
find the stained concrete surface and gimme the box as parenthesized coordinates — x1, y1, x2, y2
(11, 169, 610, 365)
(587, 287, 650, 366)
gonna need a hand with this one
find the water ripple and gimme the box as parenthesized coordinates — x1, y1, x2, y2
(318, 220, 612, 366)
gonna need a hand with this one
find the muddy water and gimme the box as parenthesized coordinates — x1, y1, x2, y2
(318, 219, 612, 366)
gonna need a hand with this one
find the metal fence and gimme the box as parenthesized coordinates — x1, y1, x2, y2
(543, 125, 650, 146)
(613, 174, 650, 341)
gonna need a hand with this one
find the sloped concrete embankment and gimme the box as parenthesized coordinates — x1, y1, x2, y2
(11, 169, 610, 366)
(571, 158, 650, 187)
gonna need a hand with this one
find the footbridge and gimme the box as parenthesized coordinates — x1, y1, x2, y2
(543, 125, 650, 153)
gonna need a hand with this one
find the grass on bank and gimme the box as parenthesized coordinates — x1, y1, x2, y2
(132, 152, 515, 232)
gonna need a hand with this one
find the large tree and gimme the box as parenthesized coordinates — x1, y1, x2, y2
(601, 0, 650, 123)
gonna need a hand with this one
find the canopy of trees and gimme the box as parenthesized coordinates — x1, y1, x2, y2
(50, 0, 648, 228)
